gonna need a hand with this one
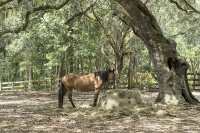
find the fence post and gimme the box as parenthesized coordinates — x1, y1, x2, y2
(0, 80, 1, 91)
(12, 82, 14, 90)
(50, 78, 52, 91)
(45, 79, 47, 90)
(28, 80, 32, 91)
(24, 81, 28, 91)
(193, 74, 196, 90)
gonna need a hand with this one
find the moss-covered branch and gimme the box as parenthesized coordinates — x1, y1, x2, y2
(0, 0, 70, 38)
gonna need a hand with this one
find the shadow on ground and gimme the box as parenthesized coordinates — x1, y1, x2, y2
(0, 91, 200, 133)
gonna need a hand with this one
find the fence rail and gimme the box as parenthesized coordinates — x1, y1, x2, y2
(1, 73, 200, 91)
(187, 73, 200, 90)
(148, 73, 200, 91)
(0, 78, 55, 91)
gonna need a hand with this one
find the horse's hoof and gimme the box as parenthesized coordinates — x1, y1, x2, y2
(58, 105, 63, 108)
(91, 104, 96, 107)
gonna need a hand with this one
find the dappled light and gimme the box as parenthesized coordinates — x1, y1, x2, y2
(164, 94, 179, 105)
(1, 0, 200, 132)
(0, 91, 200, 132)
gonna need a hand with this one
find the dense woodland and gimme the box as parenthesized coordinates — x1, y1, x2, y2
(1, 0, 200, 132)
(0, 0, 200, 102)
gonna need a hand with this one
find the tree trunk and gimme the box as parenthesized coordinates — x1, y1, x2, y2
(89, 56, 92, 72)
(95, 53, 102, 71)
(80, 56, 84, 73)
(115, 0, 199, 104)
(76, 58, 80, 73)
(58, 53, 66, 79)
(28, 64, 33, 90)
(115, 53, 124, 77)
(67, 45, 74, 73)
(128, 52, 136, 89)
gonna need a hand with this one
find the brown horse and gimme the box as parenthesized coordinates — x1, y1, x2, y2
(58, 68, 115, 108)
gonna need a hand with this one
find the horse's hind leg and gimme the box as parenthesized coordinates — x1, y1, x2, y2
(92, 89, 100, 107)
(58, 81, 66, 108)
(68, 90, 76, 108)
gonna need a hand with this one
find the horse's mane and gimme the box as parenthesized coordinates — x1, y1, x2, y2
(94, 70, 109, 82)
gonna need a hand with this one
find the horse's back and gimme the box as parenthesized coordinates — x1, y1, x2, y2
(74, 73, 96, 91)
(62, 74, 78, 89)
(62, 73, 103, 92)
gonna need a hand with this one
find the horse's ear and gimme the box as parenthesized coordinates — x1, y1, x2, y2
(111, 68, 115, 72)
(106, 67, 110, 71)
(108, 67, 115, 72)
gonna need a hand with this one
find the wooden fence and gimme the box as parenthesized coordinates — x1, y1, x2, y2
(0, 78, 55, 91)
(187, 73, 200, 90)
(0, 73, 200, 91)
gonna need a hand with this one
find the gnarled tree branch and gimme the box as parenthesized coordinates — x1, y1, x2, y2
(169, 0, 188, 13)
(144, 0, 150, 5)
(183, 0, 200, 14)
(169, 0, 200, 14)
(65, 1, 96, 24)
(0, 0, 14, 7)
(0, 0, 70, 38)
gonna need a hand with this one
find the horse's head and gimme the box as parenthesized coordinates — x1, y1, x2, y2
(95, 67, 115, 83)
(107, 67, 115, 81)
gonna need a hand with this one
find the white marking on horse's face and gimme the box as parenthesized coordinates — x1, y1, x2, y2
(94, 76, 103, 89)
(97, 76, 101, 81)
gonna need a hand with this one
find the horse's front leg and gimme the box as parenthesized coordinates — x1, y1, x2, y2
(68, 90, 76, 108)
(92, 89, 100, 107)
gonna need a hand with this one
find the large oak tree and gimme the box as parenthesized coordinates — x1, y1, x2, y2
(115, 0, 199, 104)
(1, 0, 199, 105)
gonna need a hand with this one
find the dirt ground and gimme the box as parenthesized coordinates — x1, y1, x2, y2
(0, 90, 200, 133)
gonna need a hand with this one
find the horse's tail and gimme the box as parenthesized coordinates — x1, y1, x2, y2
(58, 79, 66, 108)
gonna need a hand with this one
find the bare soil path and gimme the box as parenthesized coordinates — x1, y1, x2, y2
(0, 90, 200, 133)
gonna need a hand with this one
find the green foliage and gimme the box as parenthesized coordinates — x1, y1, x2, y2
(178, 45, 200, 73)
(0, 0, 200, 90)
(132, 72, 157, 89)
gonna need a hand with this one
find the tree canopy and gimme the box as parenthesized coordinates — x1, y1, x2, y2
(0, 0, 200, 92)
